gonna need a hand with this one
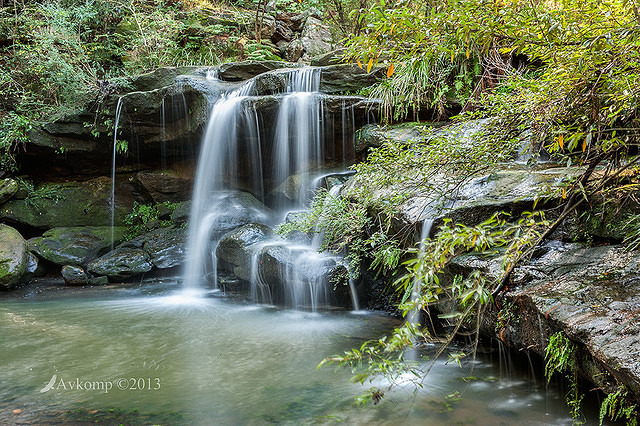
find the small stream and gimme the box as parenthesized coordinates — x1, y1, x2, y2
(0, 282, 607, 425)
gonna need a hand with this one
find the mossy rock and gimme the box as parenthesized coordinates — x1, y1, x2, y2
(0, 224, 28, 289)
(28, 226, 126, 267)
(0, 177, 132, 230)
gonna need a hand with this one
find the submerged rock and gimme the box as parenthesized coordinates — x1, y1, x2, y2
(0, 224, 28, 289)
(28, 226, 126, 267)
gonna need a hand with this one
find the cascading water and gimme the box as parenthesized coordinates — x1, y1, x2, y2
(183, 66, 361, 311)
(110, 97, 124, 251)
(183, 84, 262, 289)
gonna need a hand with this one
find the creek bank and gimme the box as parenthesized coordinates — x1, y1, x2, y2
(350, 119, 640, 405)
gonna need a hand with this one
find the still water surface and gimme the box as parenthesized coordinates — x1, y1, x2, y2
(0, 282, 604, 425)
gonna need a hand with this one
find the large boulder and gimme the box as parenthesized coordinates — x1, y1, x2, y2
(198, 191, 274, 239)
(28, 226, 126, 267)
(0, 177, 134, 231)
(87, 247, 154, 281)
(216, 223, 273, 280)
(299, 17, 334, 62)
(0, 224, 28, 289)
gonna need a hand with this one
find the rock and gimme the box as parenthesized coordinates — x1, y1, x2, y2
(28, 226, 126, 266)
(0, 177, 134, 231)
(299, 17, 334, 61)
(216, 223, 273, 280)
(216, 61, 291, 82)
(319, 64, 385, 94)
(0, 178, 18, 204)
(21, 78, 207, 177)
(310, 48, 345, 66)
(252, 72, 287, 95)
(61, 265, 89, 286)
(129, 67, 199, 92)
(201, 191, 274, 238)
(141, 227, 187, 269)
(285, 39, 304, 62)
(171, 201, 191, 223)
(0, 224, 28, 289)
(254, 14, 276, 39)
(271, 20, 294, 43)
(354, 123, 426, 153)
(134, 171, 193, 203)
(87, 248, 153, 280)
(491, 242, 640, 396)
(88, 276, 109, 286)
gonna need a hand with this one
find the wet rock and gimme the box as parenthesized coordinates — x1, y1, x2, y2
(61, 265, 89, 286)
(87, 248, 153, 280)
(0, 224, 28, 289)
(0, 178, 18, 204)
(216, 61, 291, 82)
(203, 191, 274, 238)
(171, 201, 191, 224)
(28, 226, 126, 266)
(0, 177, 134, 230)
(129, 66, 199, 92)
(141, 227, 187, 269)
(252, 72, 287, 95)
(216, 223, 273, 280)
(88, 276, 109, 286)
(21, 79, 207, 177)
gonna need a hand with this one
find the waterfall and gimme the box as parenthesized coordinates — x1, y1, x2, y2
(110, 97, 124, 251)
(182, 66, 362, 310)
(183, 88, 262, 289)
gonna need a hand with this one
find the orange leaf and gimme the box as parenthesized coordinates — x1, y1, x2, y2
(466, 48, 469, 59)
(386, 63, 395, 78)
(582, 137, 587, 152)
(366, 58, 373, 73)
(558, 134, 564, 150)
(357, 60, 362, 69)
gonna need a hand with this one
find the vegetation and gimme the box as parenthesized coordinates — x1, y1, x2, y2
(124, 201, 179, 240)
